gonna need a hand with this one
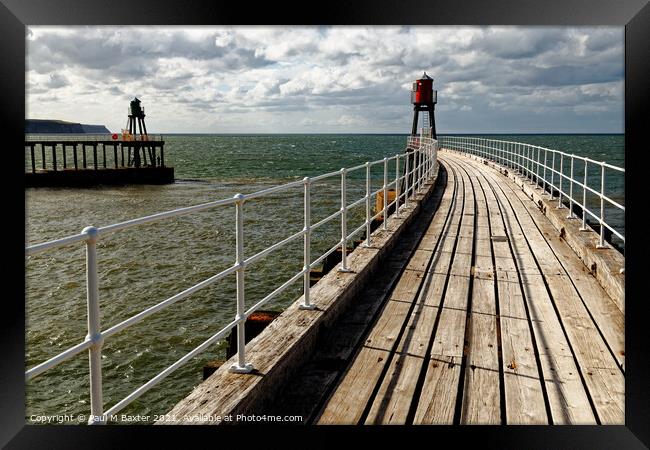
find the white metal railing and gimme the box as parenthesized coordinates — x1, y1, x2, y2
(25, 134, 164, 142)
(25, 134, 439, 424)
(439, 136, 624, 249)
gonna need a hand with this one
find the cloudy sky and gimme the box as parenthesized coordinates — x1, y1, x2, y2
(26, 26, 624, 134)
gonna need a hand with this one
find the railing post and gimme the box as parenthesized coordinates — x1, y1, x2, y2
(30, 145, 36, 173)
(230, 194, 254, 373)
(520, 143, 528, 174)
(597, 164, 607, 249)
(567, 155, 575, 219)
(580, 160, 589, 231)
(364, 162, 372, 247)
(557, 154, 564, 208)
(418, 149, 423, 191)
(82, 226, 104, 425)
(536, 147, 541, 187)
(543, 149, 547, 194)
(395, 156, 401, 218)
(300, 178, 315, 310)
(383, 157, 388, 230)
(414, 150, 419, 192)
(550, 152, 555, 199)
(405, 151, 410, 207)
(516, 143, 520, 172)
(339, 168, 351, 272)
(418, 149, 424, 192)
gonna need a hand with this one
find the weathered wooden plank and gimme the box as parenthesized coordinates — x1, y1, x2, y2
(461, 277, 501, 424)
(489, 172, 624, 371)
(454, 161, 501, 425)
(404, 249, 434, 273)
(483, 162, 624, 424)
(413, 355, 461, 424)
(270, 171, 455, 422)
(316, 345, 392, 424)
(389, 269, 426, 302)
(465, 151, 624, 312)
(363, 164, 463, 424)
(315, 162, 457, 424)
(413, 156, 475, 422)
(469, 154, 622, 423)
(452, 153, 596, 425)
(457, 154, 548, 424)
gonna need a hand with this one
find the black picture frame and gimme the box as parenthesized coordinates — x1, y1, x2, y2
(2, 0, 648, 448)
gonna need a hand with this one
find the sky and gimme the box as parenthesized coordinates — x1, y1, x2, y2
(26, 26, 624, 134)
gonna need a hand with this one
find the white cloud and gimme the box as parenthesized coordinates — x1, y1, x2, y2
(26, 26, 623, 133)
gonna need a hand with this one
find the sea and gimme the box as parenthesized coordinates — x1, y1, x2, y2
(24, 133, 624, 424)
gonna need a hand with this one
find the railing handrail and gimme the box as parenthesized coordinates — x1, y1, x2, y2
(438, 135, 624, 247)
(25, 134, 439, 424)
(440, 136, 625, 172)
(25, 134, 164, 142)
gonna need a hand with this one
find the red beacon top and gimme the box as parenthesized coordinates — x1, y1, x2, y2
(411, 72, 436, 105)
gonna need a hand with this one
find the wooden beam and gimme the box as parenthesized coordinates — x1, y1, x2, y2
(30, 144, 36, 173)
(73, 144, 78, 170)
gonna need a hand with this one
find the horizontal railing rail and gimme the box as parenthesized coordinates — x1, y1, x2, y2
(25, 134, 438, 424)
(438, 136, 624, 248)
(25, 134, 164, 142)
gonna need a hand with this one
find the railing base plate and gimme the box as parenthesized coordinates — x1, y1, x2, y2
(229, 363, 254, 374)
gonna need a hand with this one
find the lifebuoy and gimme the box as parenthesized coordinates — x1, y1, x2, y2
(112, 133, 119, 140)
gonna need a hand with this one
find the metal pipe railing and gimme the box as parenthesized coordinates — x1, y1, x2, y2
(439, 136, 624, 247)
(25, 134, 164, 142)
(25, 134, 439, 424)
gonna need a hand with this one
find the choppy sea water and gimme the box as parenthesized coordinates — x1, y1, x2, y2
(24, 134, 624, 424)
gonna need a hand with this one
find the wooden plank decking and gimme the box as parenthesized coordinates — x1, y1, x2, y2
(313, 150, 624, 425)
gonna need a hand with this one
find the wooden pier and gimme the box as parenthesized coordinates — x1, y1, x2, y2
(161, 149, 624, 425)
(24, 136, 173, 187)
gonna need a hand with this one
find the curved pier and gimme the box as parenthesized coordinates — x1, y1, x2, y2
(163, 150, 624, 425)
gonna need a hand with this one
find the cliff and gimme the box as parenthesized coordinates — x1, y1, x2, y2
(26, 119, 111, 134)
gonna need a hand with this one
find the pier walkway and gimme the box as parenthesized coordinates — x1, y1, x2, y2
(312, 151, 624, 425)
(164, 149, 624, 425)
(25, 134, 624, 425)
